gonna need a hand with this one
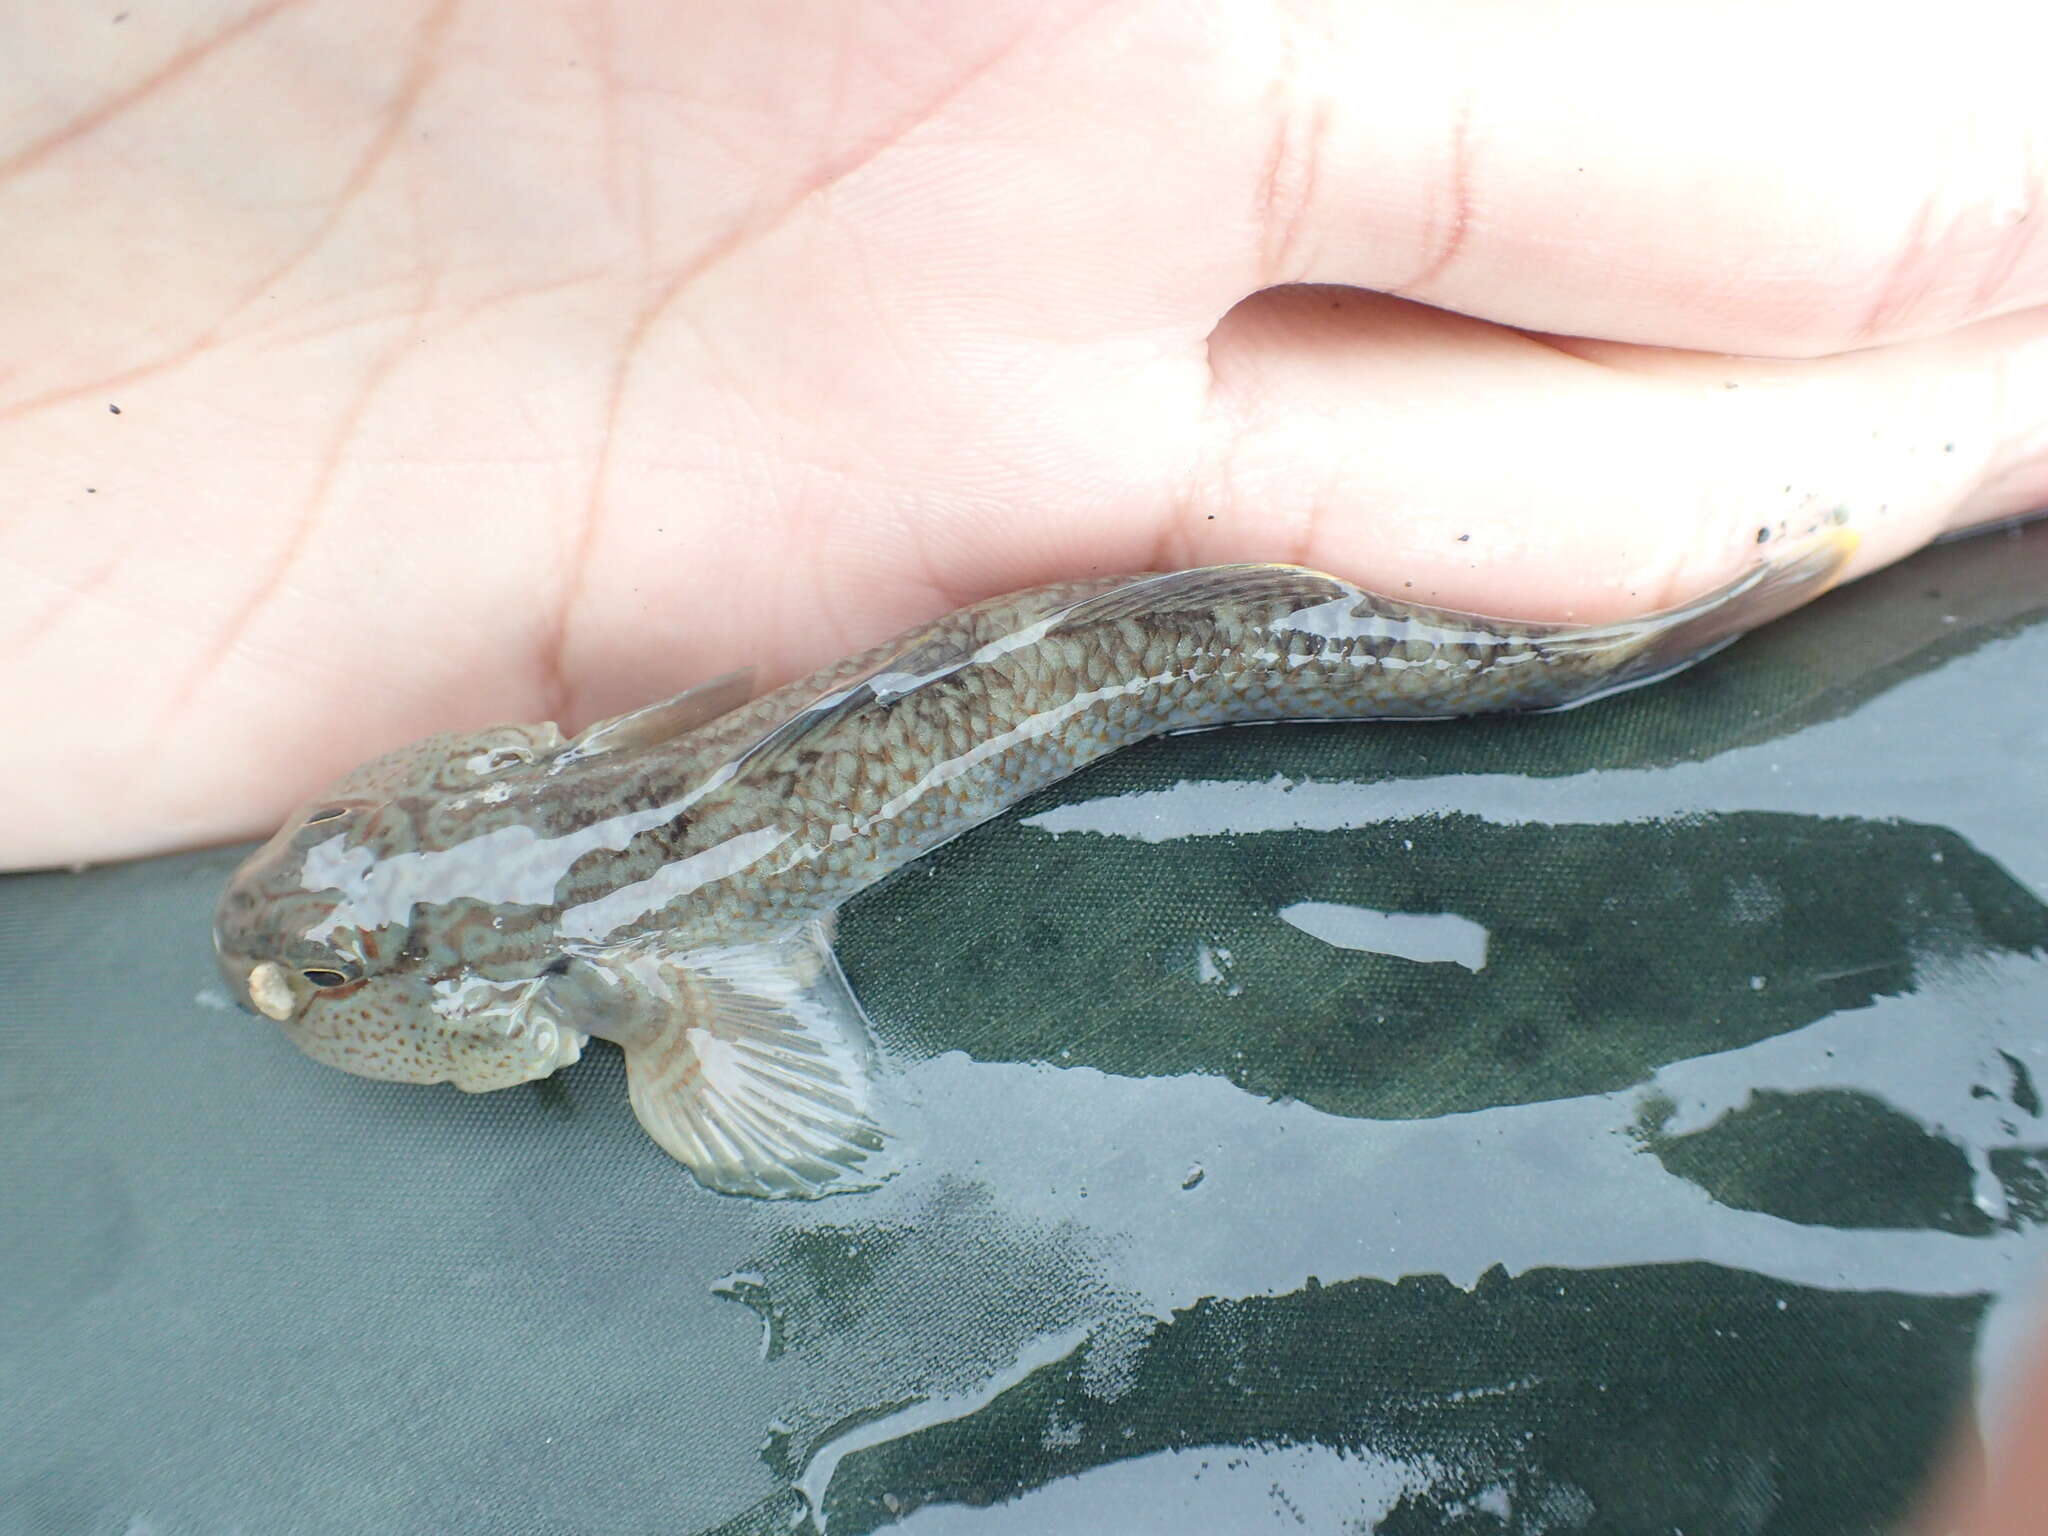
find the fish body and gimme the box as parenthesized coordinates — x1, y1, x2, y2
(215, 537, 1853, 1197)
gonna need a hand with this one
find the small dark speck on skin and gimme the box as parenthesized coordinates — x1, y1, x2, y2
(1403, 581, 1413, 588)
(1206, 514, 1215, 521)
(1755, 526, 1771, 544)
(1456, 533, 1470, 542)
(108, 403, 120, 414)
(1944, 443, 1956, 453)
(86, 488, 95, 494)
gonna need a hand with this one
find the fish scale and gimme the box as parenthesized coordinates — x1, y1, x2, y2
(645, 586, 1646, 939)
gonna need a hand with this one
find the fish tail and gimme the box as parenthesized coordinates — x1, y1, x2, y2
(1537, 523, 1861, 705)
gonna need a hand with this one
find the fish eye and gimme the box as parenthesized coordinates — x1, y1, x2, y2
(465, 747, 531, 776)
(300, 967, 350, 988)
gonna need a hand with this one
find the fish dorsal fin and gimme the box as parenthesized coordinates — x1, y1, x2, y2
(723, 569, 1307, 779)
(724, 627, 979, 779)
(723, 567, 1349, 779)
(557, 668, 757, 764)
(622, 921, 887, 1198)
(1042, 564, 1350, 629)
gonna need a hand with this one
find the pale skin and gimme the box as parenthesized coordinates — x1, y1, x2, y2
(4, 0, 2047, 1517)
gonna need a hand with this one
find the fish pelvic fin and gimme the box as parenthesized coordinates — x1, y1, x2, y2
(623, 920, 887, 1199)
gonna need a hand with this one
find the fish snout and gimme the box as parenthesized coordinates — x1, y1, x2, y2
(210, 924, 291, 1020)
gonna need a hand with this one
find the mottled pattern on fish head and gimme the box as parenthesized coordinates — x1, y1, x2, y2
(212, 722, 587, 1092)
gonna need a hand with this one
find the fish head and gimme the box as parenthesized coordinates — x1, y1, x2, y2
(213, 721, 587, 1092)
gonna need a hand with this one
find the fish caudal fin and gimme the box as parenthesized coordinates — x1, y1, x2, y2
(623, 921, 887, 1199)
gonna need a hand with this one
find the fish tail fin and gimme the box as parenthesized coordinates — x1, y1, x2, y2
(623, 920, 887, 1199)
(1548, 523, 1860, 701)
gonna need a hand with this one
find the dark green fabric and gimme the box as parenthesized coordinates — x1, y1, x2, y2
(5, 523, 2047, 1535)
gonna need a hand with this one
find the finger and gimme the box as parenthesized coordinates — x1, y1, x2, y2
(1917, 1320, 2048, 1536)
(1166, 285, 2048, 619)
(1194, 0, 2048, 357)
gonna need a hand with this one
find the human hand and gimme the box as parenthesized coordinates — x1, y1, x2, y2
(4, 0, 2045, 870)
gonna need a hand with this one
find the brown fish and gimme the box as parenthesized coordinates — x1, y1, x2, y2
(214, 531, 1855, 1197)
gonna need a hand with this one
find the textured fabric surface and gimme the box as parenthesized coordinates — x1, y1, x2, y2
(4, 523, 2047, 1535)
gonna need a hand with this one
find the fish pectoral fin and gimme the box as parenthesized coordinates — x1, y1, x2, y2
(556, 667, 758, 763)
(624, 921, 887, 1199)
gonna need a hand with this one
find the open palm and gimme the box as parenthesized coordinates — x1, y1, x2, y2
(5, 0, 2046, 868)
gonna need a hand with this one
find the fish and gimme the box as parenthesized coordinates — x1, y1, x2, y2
(213, 529, 1856, 1198)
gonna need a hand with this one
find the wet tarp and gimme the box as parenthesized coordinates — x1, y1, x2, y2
(5, 522, 2047, 1535)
